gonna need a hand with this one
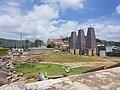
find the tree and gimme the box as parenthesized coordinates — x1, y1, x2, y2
(62, 36, 69, 41)
(25, 39, 30, 49)
(34, 39, 43, 47)
(0, 42, 2, 48)
(47, 42, 56, 48)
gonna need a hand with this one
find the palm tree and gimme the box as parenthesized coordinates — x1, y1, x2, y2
(34, 39, 43, 47)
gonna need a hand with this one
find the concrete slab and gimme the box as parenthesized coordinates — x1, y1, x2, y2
(1, 67, 120, 90)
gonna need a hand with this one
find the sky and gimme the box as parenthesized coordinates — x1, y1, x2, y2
(0, 0, 120, 42)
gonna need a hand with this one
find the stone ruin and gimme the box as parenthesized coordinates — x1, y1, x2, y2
(76, 29, 86, 55)
(86, 27, 97, 56)
(0, 56, 23, 86)
(69, 31, 77, 55)
(69, 27, 97, 56)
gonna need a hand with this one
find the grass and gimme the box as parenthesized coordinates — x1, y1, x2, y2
(12, 63, 93, 82)
(31, 52, 96, 63)
(0, 48, 9, 56)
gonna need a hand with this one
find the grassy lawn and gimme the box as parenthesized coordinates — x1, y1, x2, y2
(31, 52, 96, 63)
(0, 48, 9, 56)
(12, 63, 93, 82)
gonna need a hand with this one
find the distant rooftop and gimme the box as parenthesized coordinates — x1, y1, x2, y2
(48, 39, 64, 43)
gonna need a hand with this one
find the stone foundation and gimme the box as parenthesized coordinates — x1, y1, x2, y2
(75, 49, 79, 55)
(86, 48, 97, 56)
(69, 49, 75, 55)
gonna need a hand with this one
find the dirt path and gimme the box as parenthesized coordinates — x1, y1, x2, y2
(39, 61, 116, 67)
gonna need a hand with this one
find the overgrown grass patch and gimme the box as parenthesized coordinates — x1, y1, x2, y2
(0, 48, 9, 56)
(38, 52, 96, 62)
(12, 63, 93, 82)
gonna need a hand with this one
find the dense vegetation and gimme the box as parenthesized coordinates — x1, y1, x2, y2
(47, 42, 57, 48)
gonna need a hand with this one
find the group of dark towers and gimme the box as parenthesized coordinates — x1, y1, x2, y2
(69, 27, 97, 56)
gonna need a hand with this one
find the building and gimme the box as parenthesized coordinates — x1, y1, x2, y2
(112, 47, 120, 56)
(97, 45, 106, 57)
(0, 45, 2, 48)
(47, 39, 64, 44)
(69, 31, 77, 55)
(0, 42, 2, 48)
(76, 29, 86, 55)
(69, 27, 97, 56)
(106, 46, 120, 57)
(85, 27, 97, 56)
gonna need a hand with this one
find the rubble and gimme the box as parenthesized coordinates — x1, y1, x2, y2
(27, 58, 44, 63)
(11, 78, 19, 83)
(0, 55, 23, 86)
(0, 78, 7, 86)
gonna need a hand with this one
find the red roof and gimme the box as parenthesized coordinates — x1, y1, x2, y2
(48, 39, 64, 43)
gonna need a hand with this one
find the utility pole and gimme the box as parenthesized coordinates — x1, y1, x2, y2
(20, 33, 22, 41)
(20, 33, 22, 48)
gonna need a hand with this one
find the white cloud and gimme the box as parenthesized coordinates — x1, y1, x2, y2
(0, 0, 120, 42)
(0, 15, 22, 27)
(0, 0, 85, 41)
(6, 1, 20, 7)
(26, 4, 59, 21)
(70, 18, 120, 42)
(0, 3, 60, 40)
(116, 5, 120, 14)
(41, 0, 85, 11)
(0, 0, 21, 15)
(56, 21, 79, 37)
(0, 6, 21, 15)
(94, 23, 120, 41)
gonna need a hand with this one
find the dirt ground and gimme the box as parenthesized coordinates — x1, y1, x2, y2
(9, 55, 120, 83)
(11, 55, 120, 68)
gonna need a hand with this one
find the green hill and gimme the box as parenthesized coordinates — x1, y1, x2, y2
(0, 37, 120, 48)
(96, 38, 120, 46)
(0, 38, 24, 48)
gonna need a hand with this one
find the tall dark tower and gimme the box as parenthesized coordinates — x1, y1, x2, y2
(77, 29, 86, 55)
(69, 31, 77, 54)
(86, 27, 97, 56)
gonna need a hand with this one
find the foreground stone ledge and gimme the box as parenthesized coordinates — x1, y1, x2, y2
(1, 67, 120, 90)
